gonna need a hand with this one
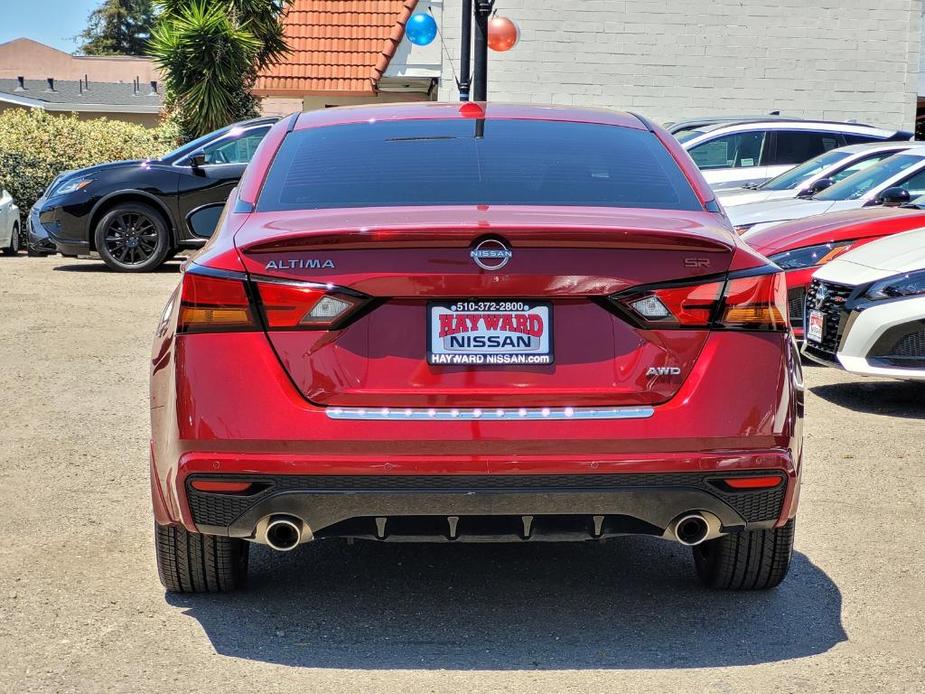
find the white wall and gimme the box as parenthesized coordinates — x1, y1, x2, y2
(386, 0, 444, 80)
(439, 0, 922, 130)
(919, 0, 925, 96)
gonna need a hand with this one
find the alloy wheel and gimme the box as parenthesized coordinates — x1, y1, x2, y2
(103, 212, 159, 265)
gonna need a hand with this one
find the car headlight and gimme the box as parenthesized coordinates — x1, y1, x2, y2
(768, 242, 853, 270)
(52, 178, 93, 196)
(863, 269, 925, 301)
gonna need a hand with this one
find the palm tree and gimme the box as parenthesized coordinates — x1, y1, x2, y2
(150, 0, 290, 139)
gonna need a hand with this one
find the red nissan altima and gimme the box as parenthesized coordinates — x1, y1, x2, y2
(150, 103, 802, 593)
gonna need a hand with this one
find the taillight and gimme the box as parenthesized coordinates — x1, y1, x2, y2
(720, 272, 787, 330)
(614, 269, 789, 331)
(178, 271, 256, 333)
(177, 269, 367, 333)
(624, 281, 724, 327)
(255, 281, 365, 329)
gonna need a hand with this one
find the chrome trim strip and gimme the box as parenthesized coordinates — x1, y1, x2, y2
(326, 406, 655, 421)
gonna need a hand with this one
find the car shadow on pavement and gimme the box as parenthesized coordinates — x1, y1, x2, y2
(811, 379, 925, 419)
(166, 538, 845, 670)
(52, 261, 184, 273)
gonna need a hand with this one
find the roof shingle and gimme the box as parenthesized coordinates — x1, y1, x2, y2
(0, 78, 162, 111)
(256, 0, 419, 96)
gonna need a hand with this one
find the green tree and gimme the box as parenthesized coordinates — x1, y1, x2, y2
(150, 0, 291, 140)
(79, 0, 157, 56)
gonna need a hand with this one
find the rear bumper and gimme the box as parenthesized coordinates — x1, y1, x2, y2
(183, 467, 793, 542)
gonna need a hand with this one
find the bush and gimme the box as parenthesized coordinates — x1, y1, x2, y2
(0, 109, 181, 221)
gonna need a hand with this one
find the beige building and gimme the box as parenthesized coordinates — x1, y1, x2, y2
(0, 38, 163, 126)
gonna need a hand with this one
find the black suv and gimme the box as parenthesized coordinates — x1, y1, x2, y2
(28, 116, 277, 271)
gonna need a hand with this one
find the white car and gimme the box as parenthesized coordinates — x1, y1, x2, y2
(676, 119, 912, 191)
(1, 188, 20, 255)
(718, 141, 923, 208)
(728, 150, 925, 234)
(803, 225, 925, 380)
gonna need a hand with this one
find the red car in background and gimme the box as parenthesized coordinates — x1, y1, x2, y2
(150, 103, 802, 594)
(741, 205, 925, 336)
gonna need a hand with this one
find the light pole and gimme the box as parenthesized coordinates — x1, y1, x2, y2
(458, 0, 472, 101)
(459, 0, 494, 102)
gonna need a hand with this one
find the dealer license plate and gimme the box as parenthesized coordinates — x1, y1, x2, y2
(806, 309, 825, 343)
(428, 300, 553, 366)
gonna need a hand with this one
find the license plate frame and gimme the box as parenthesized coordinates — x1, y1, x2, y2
(806, 309, 825, 343)
(427, 300, 554, 366)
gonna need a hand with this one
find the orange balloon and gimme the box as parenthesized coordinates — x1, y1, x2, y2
(488, 16, 519, 52)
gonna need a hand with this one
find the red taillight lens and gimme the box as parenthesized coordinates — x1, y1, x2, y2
(615, 270, 789, 331)
(255, 281, 365, 329)
(178, 272, 256, 333)
(177, 270, 367, 333)
(625, 281, 724, 327)
(721, 272, 788, 330)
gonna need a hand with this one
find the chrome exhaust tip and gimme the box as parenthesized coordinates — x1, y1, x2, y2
(264, 515, 303, 551)
(672, 513, 710, 546)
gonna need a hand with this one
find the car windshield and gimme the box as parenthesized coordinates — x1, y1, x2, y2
(758, 149, 851, 191)
(814, 154, 924, 201)
(257, 119, 702, 212)
(159, 124, 250, 163)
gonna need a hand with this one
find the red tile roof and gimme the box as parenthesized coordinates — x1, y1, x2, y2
(255, 0, 420, 96)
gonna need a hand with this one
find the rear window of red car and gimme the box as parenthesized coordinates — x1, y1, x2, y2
(256, 119, 702, 212)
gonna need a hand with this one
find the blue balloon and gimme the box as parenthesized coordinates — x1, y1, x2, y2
(405, 13, 437, 46)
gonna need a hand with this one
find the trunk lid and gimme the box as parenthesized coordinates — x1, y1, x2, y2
(235, 206, 735, 408)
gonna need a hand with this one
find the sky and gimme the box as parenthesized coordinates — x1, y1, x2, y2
(0, 0, 101, 53)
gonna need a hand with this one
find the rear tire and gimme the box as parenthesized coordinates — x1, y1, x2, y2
(693, 519, 795, 590)
(2, 223, 19, 255)
(155, 523, 249, 593)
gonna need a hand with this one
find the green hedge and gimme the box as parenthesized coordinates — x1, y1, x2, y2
(0, 109, 180, 222)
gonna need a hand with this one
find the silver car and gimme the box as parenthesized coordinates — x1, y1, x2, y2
(677, 119, 912, 191)
(718, 142, 925, 208)
(728, 150, 925, 234)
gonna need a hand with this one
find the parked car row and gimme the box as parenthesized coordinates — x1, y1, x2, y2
(671, 117, 912, 190)
(699, 117, 925, 382)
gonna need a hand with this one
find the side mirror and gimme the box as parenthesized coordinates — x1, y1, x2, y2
(799, 177, 835, 198)
(190, 150, 207, 171)
(876, 187, 911, 207)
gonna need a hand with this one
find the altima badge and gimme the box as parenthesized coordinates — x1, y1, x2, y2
(266, 258, 335, 270)
(471, 238, 512, 271)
